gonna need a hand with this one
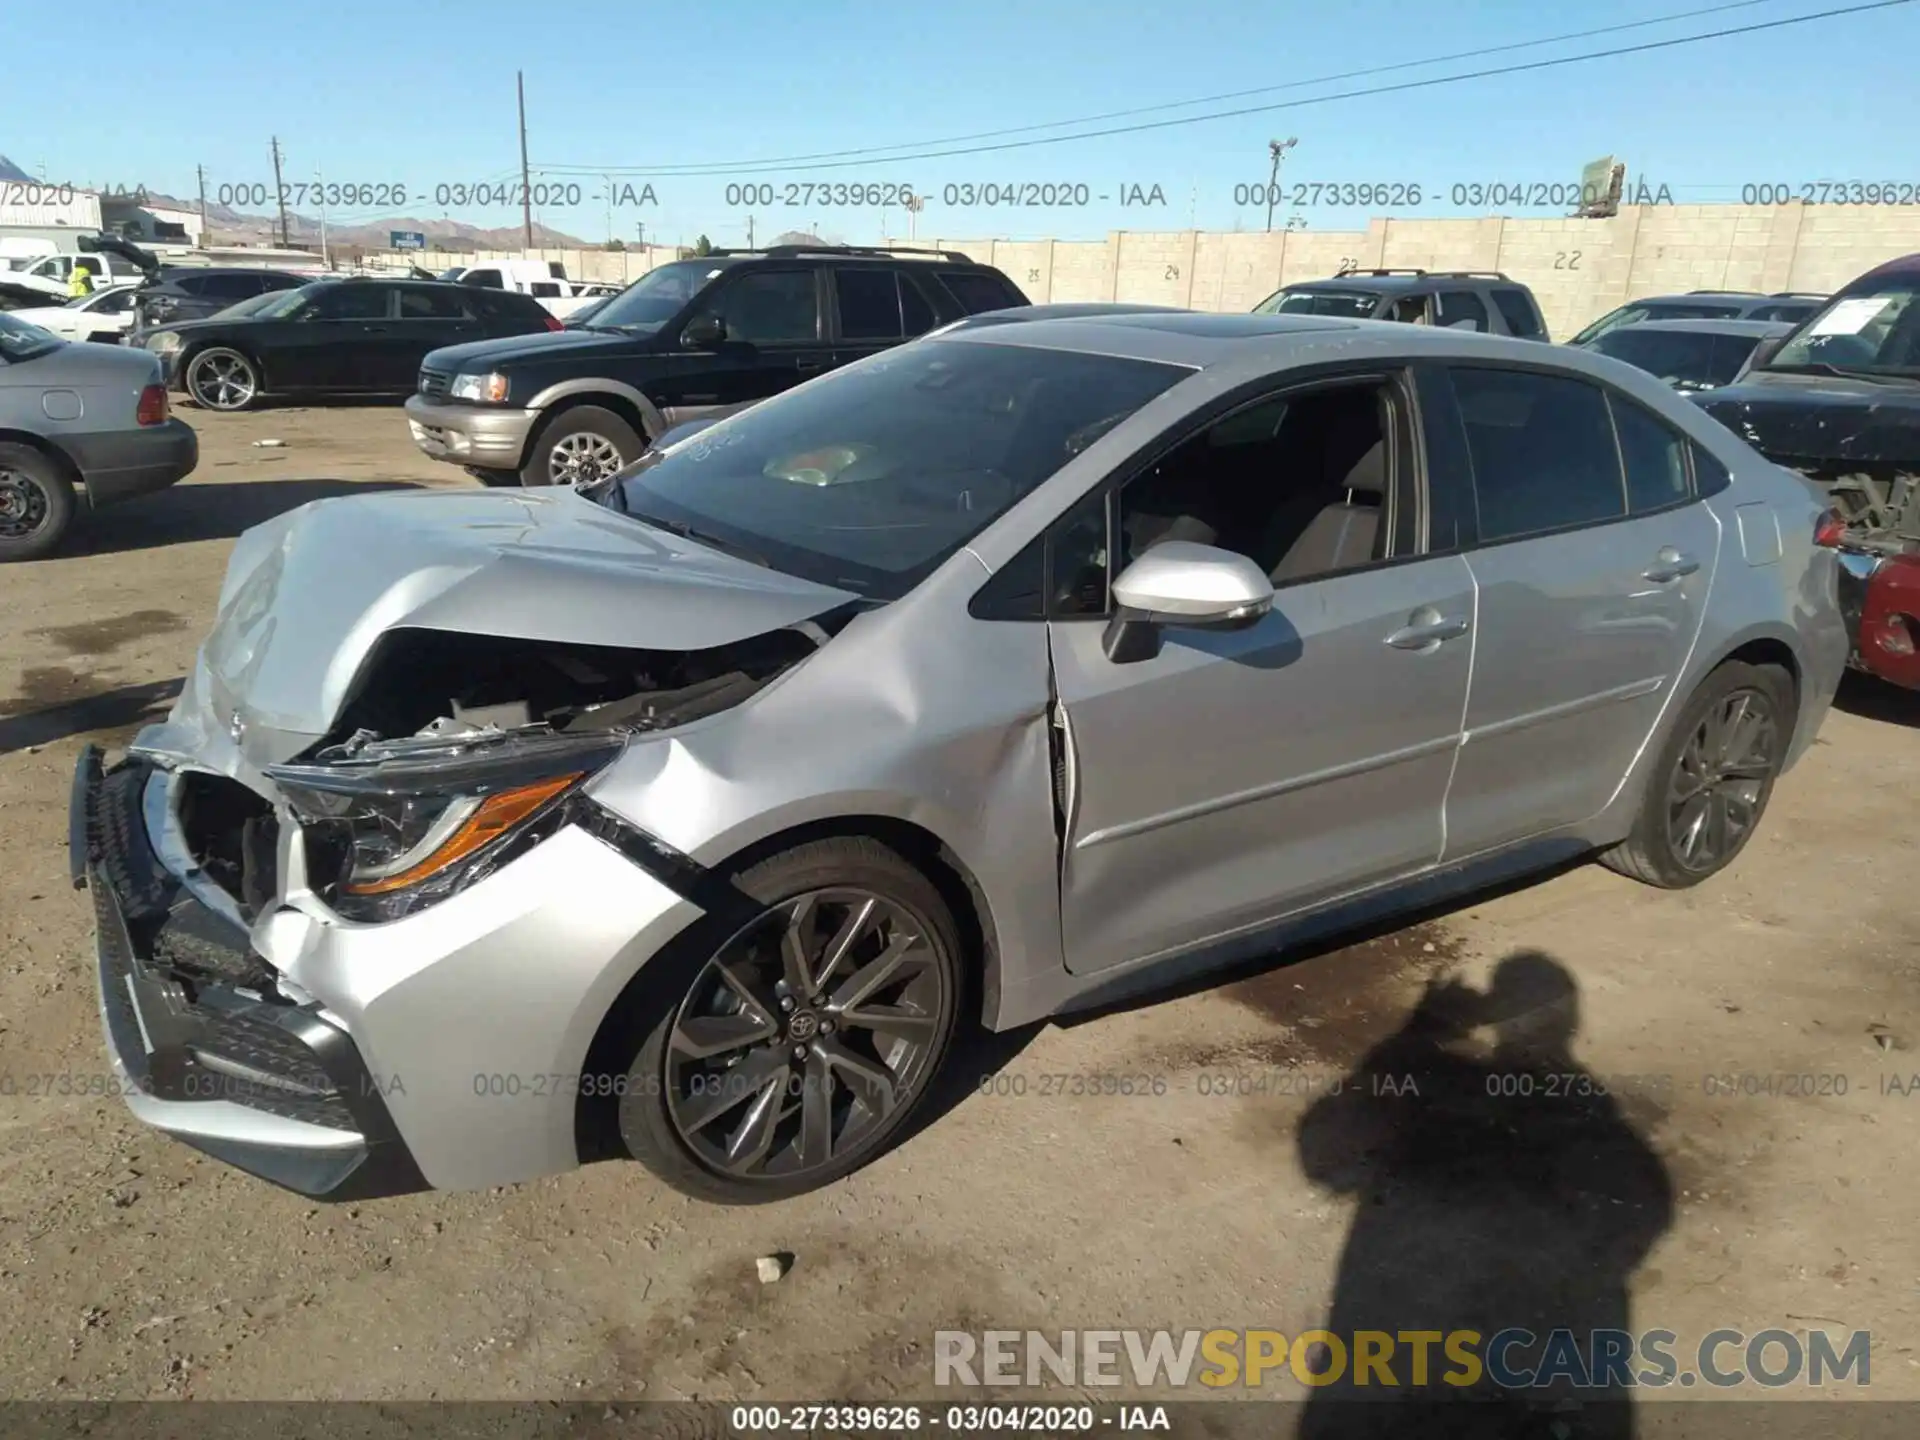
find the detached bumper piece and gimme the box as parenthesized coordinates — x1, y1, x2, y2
(70, 746, 427, 1201)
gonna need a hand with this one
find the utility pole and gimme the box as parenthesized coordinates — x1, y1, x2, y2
(746, 214, 755, 250)
(603, 174, 614, 245)
(196, 164, 209, 247)
(270, 137, 291, 247)
(1265, 137, 1297, 233)
(315, 169, 330, 268)
(516, 71, 534, 252)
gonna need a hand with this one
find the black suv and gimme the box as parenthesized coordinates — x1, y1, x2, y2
(135, 278, 559, 412)
(404, 245, 1030, 487)
(1253, 268, 1550, 340)
(131, 267, 314, 333)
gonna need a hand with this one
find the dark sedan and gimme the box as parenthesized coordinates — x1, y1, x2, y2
(1576, 318, 1796, 392)
(137, 278, 560, 411)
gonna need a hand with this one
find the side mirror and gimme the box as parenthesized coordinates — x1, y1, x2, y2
(1103, 541, 1274, 663)
(681, 313, 727, 348)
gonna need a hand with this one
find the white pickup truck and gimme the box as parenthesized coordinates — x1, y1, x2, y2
(436, 260, 619, 319)
(3, 249, 148, 299)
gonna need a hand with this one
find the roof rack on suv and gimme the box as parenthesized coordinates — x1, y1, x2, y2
(705, 244, 976, 263)
(1431, 270, 1511, 281)
(1769, 291, 1827, 299)
(1351, 267, 1428, 276)
(1687, 289, 1761, 296)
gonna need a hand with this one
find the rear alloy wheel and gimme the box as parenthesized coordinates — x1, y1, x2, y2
(617, 838, 964, 1202)
(184, 347, 259, 411)
(521, 405, 642, 487)
(0, 442, 78, 562)
(1599, 660, 1791, 888)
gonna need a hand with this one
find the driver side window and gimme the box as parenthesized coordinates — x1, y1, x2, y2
(707, 270, 819, 344)
(1051, 379, 1404, 617)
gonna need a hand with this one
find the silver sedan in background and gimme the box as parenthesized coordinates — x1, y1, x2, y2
(73, 312, 1846, 1203)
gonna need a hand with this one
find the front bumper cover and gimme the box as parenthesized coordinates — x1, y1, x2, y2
(72, 744, 706, 1196)
(72, 746, 425, 1200)
(404, 394, 539, 468)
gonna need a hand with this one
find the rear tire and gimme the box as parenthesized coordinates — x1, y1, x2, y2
(614, 837, 966, 1204)
(0, 442, 77, 562)
(519, 405, 642, 487)
(1599, 661, 1793, 888)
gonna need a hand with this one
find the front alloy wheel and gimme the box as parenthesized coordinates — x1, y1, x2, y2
(615, 837, 965, 1202)
(547, 430, 625, 485)
(185, 348, 258, 411)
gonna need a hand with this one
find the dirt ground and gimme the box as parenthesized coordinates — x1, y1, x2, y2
(1, 403, 1916, 1416)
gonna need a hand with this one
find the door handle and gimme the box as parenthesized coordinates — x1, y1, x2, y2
(796, 360, 827, 374)
(1384, 607, 1471, 650)
(1641, 547, 1700, 583)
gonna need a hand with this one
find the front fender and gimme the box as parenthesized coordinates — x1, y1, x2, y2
(522, 376, 667, 439)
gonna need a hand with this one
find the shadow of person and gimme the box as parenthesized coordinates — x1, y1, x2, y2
(1295, 951, 1673, 1440)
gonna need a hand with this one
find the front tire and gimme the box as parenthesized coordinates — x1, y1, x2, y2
(616, 837, 965, 1203)
(0, 443, 77, 562)
(184, 346, 260, 411)
(1599, 660, 1792, 888)
(520, 405, 642, 487)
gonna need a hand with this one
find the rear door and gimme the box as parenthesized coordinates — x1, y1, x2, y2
(389, 284, 482, 387)
(1425, 363, 1721, 859)
(827, 267, 940, 367)
(1434, 289, 1491, 333)
(932, 268, 1029, 315)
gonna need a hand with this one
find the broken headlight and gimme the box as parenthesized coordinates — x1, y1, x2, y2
(265, 730, 626, 922)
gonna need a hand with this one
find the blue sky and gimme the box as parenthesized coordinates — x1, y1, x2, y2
(4, 0, 1915, 246)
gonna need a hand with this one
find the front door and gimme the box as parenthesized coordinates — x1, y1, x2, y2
(1428, 363, 1721, 859)
(387, 285, 481, 389)
(1049, 372, 1476, 976)
(653, 267, 833, 423)
(272, 283, 395, 391)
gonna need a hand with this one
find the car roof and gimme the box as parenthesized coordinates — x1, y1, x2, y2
(1282, 271, 1520, 294)
(1598, 318, 1797, 338)
(934, 310, 1625, 376)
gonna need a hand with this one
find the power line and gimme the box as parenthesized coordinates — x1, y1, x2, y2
(532, 0, 1836, 176)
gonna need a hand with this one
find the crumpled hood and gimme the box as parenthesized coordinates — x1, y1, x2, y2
(1694, 370, 1920, 468)
(133, 487, 855, 777)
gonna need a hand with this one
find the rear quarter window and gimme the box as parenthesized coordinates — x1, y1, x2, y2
(935, 269, 1027, 314)
(1490, 287, 1545, 338)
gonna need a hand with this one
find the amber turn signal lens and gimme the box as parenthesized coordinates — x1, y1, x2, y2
(342, 773, 579, 895)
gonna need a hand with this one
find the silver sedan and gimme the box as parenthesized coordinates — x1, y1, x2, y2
(73, 312, 1847, 1202)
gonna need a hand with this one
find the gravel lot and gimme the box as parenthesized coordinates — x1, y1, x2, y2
(1, 403, 1916, 1413)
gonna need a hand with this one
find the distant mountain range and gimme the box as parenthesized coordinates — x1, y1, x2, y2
(143, 189, 588, 251)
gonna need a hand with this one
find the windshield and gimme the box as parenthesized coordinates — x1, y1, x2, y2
(1589, 328, 1751, 390)
(1764, 278, 1920, 375)
(1256, 288, 1380, 319)
(243, 284, 322, 320)
(0, 312, 61, 361)
(588, 261, 732, 332)
(1571, 300, 1741, 346)
(606, 339, 1187, 598)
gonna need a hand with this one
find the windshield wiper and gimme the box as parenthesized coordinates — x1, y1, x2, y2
(636, 513, 771, 568)
(1765, 362, 1916, 384)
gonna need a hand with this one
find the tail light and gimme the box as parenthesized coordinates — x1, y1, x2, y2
(1813, 509, 1847, 548)
(136, 383, 169, 426)
(543, 314, 563, 332)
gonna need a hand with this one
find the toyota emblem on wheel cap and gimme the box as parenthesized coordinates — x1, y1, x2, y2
(228, 711, 246, 744)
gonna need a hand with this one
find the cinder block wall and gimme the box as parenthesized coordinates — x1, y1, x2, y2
(414, 203, 1920, 338)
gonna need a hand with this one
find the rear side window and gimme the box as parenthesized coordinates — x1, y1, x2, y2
(1608, 395, 1691, 513)
(1489, 287, 1545, 338)
(834, 269, 903, 340)
(1747, 302, 1814, 322)
(529, 280, 563, 297)
(1691, 442, 1733, 498)
(464, 269, 504, 289)
(398, 286, 465, 319)
(309, 285, 392, 321)
(1450, 367, 1624, 542)
(261, 273, 307, 292)
(1435, 290, 1490, 332)
(900, 274, 937, 335)
(936, 269, 1024, 314)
